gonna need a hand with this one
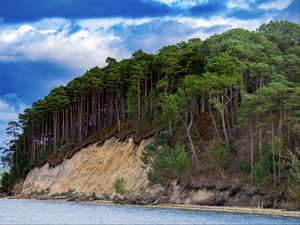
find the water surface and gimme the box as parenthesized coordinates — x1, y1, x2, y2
(0, 199, 299, 224)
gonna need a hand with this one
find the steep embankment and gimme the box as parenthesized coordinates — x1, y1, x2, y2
(15, 135, 299, 211)
(20, 137, 149, 197)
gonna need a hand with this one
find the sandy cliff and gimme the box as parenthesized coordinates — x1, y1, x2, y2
(21, 137, 148, 196)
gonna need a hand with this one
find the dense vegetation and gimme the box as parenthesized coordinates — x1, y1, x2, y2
(1, 21, 299, 199)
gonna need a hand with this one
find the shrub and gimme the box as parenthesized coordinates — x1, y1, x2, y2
(114, 177, 126, 194)
(287, 150, 300, 201)
(35, 148, 53, 163)
(254, 153, 272, 185)
(228, 136, 238, 153)
(148, 145, 191, 183)
(208, 140, 229, 169)
(0, 171, 16, 193)
(240, 162, 251, 174)
(141, 132, 171, 167)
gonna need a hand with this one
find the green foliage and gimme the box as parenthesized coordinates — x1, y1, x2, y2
(208, 140, 229, 169)
(228, 136, 238, 153)
(114, 177, 126, 195)
(0, 171, 16, 193)
(286, 150, 300, 201)
(148, 145, 191, 183)
(259, 20, 300, 53)
(141, 132, 171, 167)
(253, 153, 273, 185)
(240, 162, 251, 174)
(126, 84, 138, 117)
(35, 148, 53, 163)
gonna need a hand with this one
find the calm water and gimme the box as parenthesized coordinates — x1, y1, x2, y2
(0, 199, 299, 224)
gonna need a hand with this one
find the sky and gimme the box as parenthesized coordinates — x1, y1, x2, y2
(0, 0, 299, 154)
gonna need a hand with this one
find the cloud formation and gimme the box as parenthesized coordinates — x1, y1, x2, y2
(0, 19, 128, 70)
(0, 94, 28, 148)
(0, 15, 272, 71)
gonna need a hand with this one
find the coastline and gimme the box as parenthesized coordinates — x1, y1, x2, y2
(3, 197, 299, 218)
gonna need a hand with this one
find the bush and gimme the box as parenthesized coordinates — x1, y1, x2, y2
(228, 136, 238, 153)
(35, 148, 53, 163)
(254, 153, 272, 185)
(208, 140, 229, 169)
(114, 177, 126, 194)
(148, 145, 191, 183)
(0, 171, 16, 193)
(141, 132, 171, 167)
(287, 150, 300, 201)
(240, 162, 251, 174)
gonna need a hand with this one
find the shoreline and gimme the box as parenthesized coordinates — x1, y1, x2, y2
(3, 197, 299, 218)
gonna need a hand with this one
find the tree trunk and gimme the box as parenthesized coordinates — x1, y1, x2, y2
(220, 110, 229, 149)
(137, 78, 141, 133)
(181, 109, 200, 174)
(209, 104, 221, 140)
(271, 120, 277, 188)
(259, 127, 262, 160)
(115, 100, 121, 132)
(250, 123, 254, 186)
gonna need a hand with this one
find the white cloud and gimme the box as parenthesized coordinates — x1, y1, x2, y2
(226, 0, 253, 9)
(0, 19, 130, 70)
(77, 17, 155, 31)
(148, 0, 202, 7)
(0, 100, 19, 122)
(258, 0, 293, 10)
(0, 94, 28, 148)
(0, 94, 28, 122)
(0, 15, 272, 71)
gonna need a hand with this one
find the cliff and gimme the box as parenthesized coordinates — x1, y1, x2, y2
(20, 137, 149, 197)
(11, 134, 298, 212)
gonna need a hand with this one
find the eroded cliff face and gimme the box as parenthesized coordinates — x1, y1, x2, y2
(21, 137, 149, 197)
(18, 136, 298, 211)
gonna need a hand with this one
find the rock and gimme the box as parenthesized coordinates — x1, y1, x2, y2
(112, 194, 124, 203)
(169, 182, 184, 203)
(101, 193, 111, 200)
(67, 195, 76, 201)
(262, 199, 273, 208)
(189, 178, 216, 190)
(157, 195, 169, 204)
(277, 201, 300, 211)
(79, 195, 88, 201)
(226, 191, 251, 207)
(244, 187, 259, 196)
(51, 195, 67, 200)
(189, 189, 215, 205)
(215, 191, 231, 206)
(86, 192, 96, 201)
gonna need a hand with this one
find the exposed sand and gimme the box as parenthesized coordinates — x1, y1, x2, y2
(145, 203, 300, 218)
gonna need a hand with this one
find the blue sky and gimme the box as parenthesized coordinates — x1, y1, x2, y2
(0, 0, 299, 152)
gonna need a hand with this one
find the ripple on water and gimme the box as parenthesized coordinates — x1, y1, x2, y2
(0, 199, 299, 225)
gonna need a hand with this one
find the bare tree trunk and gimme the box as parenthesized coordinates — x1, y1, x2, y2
(209, 104, 221, 140)
(115, 100, 121, 132)
(181, 108, 201, 174)
(220, 110, 229, 149)
(137, 78, 141, 133)
(277, 103, 283, 185)
(250, 123, 254, 186)
(271, 120, 277, 188)
(259, 127, 262, 160)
